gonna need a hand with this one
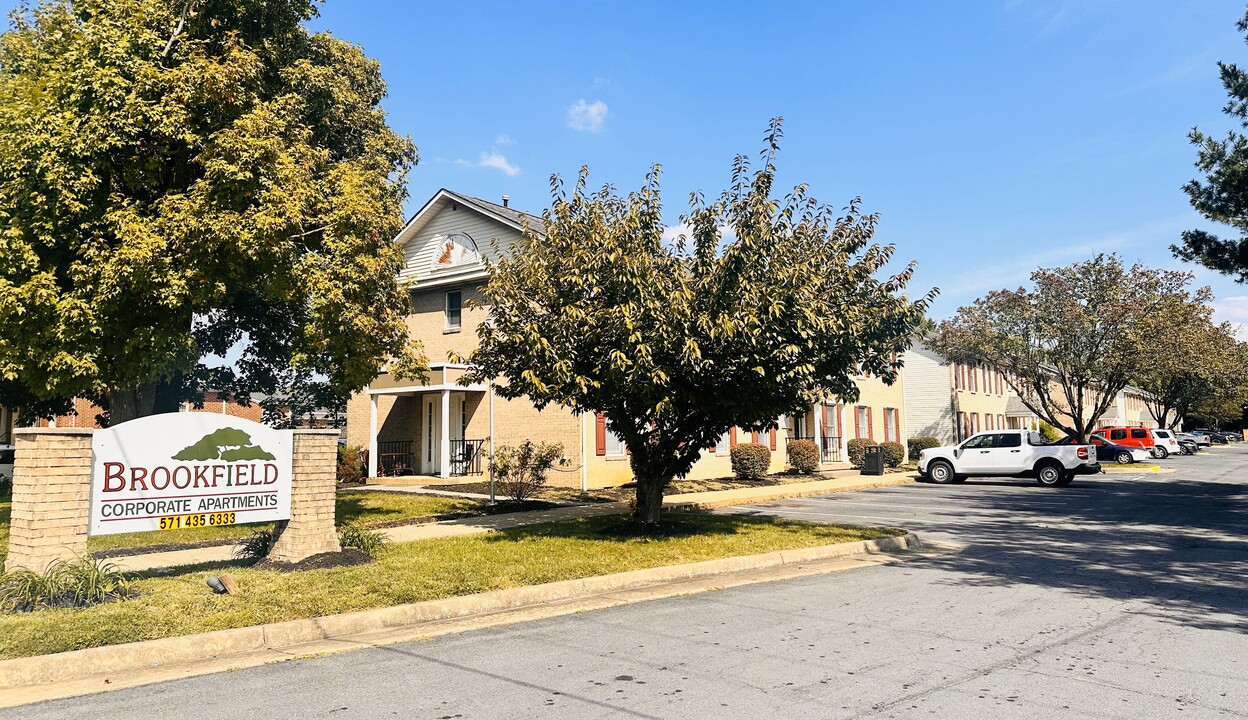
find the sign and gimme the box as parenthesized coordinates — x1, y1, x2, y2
(90, 413, 293, 536)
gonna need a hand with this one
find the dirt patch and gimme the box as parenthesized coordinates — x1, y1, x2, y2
(426, 475, 826, 504)
(254, 549, 375, 572)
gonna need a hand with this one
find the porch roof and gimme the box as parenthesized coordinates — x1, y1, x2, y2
(366, 363, 488, 395)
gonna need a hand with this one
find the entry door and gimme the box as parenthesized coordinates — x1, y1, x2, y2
(422, 395, 440, 475)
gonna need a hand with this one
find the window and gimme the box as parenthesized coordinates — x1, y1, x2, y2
(715, 430, 731, 455)
(1110, 429, 1127, 441)
(1131, 429, 1149, 440)
(604, 427, 627, 456)
(444, 290, 463, 330)
(996, 433, 1022, 448)
(971, 413, 980, 433)
(883, 408, 898, 442)
(963, 434, 995, 449)
(856, 406, 872, 439)
(985, 414, 994, 431)
(954, 364, 962, 390)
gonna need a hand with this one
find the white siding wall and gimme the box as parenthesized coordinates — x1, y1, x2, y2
(398, 205, 523, 287)
(902, 342, 957, 445)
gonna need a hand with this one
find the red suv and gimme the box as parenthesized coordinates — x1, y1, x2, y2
(1094, 427, 1160, 457)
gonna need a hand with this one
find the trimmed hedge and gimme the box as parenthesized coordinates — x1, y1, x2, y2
(880, 441, 905, 468)
(847, 438, 874, 468)
(730, 443, 771, 480)
(786, 439, 819, 474)
(907, 436, 941, 461)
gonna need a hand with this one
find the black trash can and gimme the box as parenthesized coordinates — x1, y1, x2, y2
(862, 445, 884, 476)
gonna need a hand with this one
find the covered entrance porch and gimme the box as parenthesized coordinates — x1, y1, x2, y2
(365, 364, 492, 480)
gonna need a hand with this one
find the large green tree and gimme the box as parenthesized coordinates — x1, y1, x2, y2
(1135, 305, 1243, 430)
(1174, 6, 1248, 281)
(932, 255, 1195, 441)
(0, 0, 424, 424)
(465, 121, 934, 525)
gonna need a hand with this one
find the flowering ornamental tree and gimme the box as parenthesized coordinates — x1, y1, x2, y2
(466, 120, 933, 525)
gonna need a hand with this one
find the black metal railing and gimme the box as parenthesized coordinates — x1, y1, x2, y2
(791, 434, 843, 464)
(450, 438, 485, 476)
(377, 440, 414, 476)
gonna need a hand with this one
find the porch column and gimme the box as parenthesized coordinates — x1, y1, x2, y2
(812, 404, 824, 460)
(439, 388, 452, 479)
(367, 394, 378, 478)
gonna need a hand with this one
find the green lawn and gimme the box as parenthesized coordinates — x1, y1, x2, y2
(0, 514, 902, 659)
(0, 493, 481, 560)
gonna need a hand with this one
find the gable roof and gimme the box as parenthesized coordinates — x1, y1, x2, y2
(396, 188, 543, 247)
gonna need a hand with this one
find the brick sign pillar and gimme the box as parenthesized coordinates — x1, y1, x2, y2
(4, 428, 93, 574)
(268, 429, 342, 562)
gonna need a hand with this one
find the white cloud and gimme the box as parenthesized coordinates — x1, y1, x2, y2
(1211, 295, 1248, 340)
(661, 223, 737, 249)
(494, 134, 513, 146)
(567, 99, 609, 133)
(455, 150, 521, 177)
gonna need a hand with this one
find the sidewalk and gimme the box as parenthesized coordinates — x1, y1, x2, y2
(110, 470, 916, 572)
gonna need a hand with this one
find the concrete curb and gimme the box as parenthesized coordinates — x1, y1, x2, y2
(1100, 465, 1175, 474)
(0, 533, 918, 692)
(664, 472, 916, 510)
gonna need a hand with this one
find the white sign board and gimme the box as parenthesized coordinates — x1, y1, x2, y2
(90, 413, 293, 536)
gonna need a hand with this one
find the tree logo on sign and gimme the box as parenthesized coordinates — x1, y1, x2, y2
(172, 428, 276, 462)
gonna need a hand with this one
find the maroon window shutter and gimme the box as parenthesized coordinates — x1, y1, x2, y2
(751, 431, 760, 444)
(769, 428, 777, 450)
(822, 404, 831, 437)
(595, 413, 607, 456)
(867, 408, 874, 440)
(837, 405, 844, 439)
(730, 427, 737, 448)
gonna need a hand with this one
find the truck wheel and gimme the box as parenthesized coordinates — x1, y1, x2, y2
(1035, 462, 1065, 487)
(1115, 451, 1133, 465)
(1153, 445, 1169, 459)
(928, 460, 956, 484)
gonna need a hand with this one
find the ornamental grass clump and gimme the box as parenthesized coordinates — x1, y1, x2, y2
(730, 443, 771, 480)
(0, 556, 132, 613)
(338, 525, 389, 557)
(235, 529, 275, 563)
(786, 439, 820, 474)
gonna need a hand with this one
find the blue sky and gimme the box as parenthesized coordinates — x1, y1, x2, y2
(9, 0, 1248, 328)
(304, 0, 1248, 327)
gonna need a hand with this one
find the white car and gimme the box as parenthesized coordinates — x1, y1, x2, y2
(1149, 429, 1183, 458)
(918, 429, 1099, 487)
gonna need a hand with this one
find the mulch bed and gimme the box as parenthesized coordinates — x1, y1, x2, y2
(254, 549, 375, 572)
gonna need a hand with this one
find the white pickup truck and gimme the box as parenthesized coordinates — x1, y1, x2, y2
(917, 430, 1098, 487)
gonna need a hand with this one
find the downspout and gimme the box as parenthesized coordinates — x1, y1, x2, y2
(488, 382, 496, 505)
(580, 411, 588, 493)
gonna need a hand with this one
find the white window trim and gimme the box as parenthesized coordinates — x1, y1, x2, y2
(444, 289, 463, 332)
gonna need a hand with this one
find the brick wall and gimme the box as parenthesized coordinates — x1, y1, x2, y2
(4, 428, 92, 573)
(269, 430, 342, 562)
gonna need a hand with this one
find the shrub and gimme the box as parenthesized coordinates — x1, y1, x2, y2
(491, 440, 564, 503)
(338, 524, 389, 557)
(0, 474, 10, 499)
(907, 436, 941, 460)
(730, 443, 771, 480)
(847, 438, 874, 468)
(235, 529, 275, 563)
(337, 444, 363, 484)
(0, 556, 132, 612)
(880, 441, 905, 467)
(786, 439, 819, 474)
(1038, 421, 1061, 443)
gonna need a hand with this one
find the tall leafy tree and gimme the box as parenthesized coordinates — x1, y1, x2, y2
(1135, 304, 1243, 430)
(0, 0, 424, 424)
(932, 255, 1194, 441)
(465, 121, 934, 525)
(1174, 6, 1248, 281)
